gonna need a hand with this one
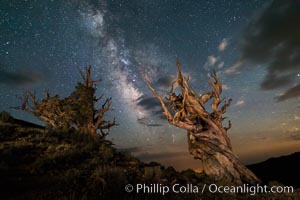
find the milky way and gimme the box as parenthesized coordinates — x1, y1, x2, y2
(1, 0, 300, 170)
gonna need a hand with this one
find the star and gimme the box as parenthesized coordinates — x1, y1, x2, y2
(0, 0, 299, 170)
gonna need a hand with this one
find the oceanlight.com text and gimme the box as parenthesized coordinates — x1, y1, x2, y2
(124, 183, 294, 196)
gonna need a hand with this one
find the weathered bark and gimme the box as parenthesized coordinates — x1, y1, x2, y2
(187, 130, 259, 185)
(14, 66, 116, 138)
(147, 60, 260, 185)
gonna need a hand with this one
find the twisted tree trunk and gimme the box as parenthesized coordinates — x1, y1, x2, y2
(187, 130, 258, 185)
(147, 60, 260, 185)
(14, 66, 116, 138)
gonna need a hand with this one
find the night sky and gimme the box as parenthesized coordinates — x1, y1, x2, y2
(1, 0, 300, 171)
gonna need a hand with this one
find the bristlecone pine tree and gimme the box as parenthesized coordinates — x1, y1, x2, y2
(14, 66, 116, 138)
(147, 60, 260, 185)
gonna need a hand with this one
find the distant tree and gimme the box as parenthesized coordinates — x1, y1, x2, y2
(14, 66, 116, 138)
(147, 60, 260, 185)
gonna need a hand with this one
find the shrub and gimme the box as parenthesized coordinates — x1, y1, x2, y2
(0, 111, 13, 123)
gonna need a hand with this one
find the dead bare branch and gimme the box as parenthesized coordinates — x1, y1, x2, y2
(146, 60, 260, 185)
(14, 66, 116, 138)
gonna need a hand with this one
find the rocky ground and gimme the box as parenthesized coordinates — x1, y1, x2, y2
(0, 114, 299, 200)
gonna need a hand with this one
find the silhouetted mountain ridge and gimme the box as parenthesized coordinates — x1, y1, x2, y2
(248, 152, 300, 188)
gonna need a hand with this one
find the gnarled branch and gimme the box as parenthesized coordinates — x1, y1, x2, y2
(14, 67, 116, 137)
(147, 60, 230, 133)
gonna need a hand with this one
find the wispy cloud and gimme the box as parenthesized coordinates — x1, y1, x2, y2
(239, 1, 300, 101)
(137, 95, 161, 110)
(234, 100, 245, 106)
(261, 74, 293, 90)
(204, 55, 218, 71)
(0, 66, 40, 87)
(218, 61, 224, 69)
(224, 60, 243, 75)
(218, 38, 228, 51)
(287, 126, 300, 133)
(208, 55, 218, 66)
(294, 114, 300, 121)
(276, 84, 300, 102)
(222, 84, 230, 90)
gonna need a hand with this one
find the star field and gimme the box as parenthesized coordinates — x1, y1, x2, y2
(1, 0, 300, 170)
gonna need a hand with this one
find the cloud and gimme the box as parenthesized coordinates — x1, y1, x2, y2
(235, 100, 245, 106)
(204, 39, 227, 72)
(137, 95, 161, 110)
(0, 67, 39, 87)
(204, 55, 219, 71)
(136, 75, 173, 119)
(222, 84, 230, 90)
(294, 114, 300, 121)
(207, 55, 218, 66)
(240, 0, 300, 100)
(152, 109, 165, 119)
(224, 60, 243, 75)
(289, 134, 300, 140)
(218, 38, 228, 51)
(287, 126, 300, 133)
(136, 94, 167, 120)
(136, 116, 163, 127)
(218, 61, 224, 69)
(260, 73, 293, 90)
(153, 75, 174, 89)
(276, 84, 300, 102)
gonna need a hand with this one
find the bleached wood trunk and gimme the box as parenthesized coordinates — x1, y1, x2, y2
(147, 60, 260, 185)
(187, 130, 259, 185)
